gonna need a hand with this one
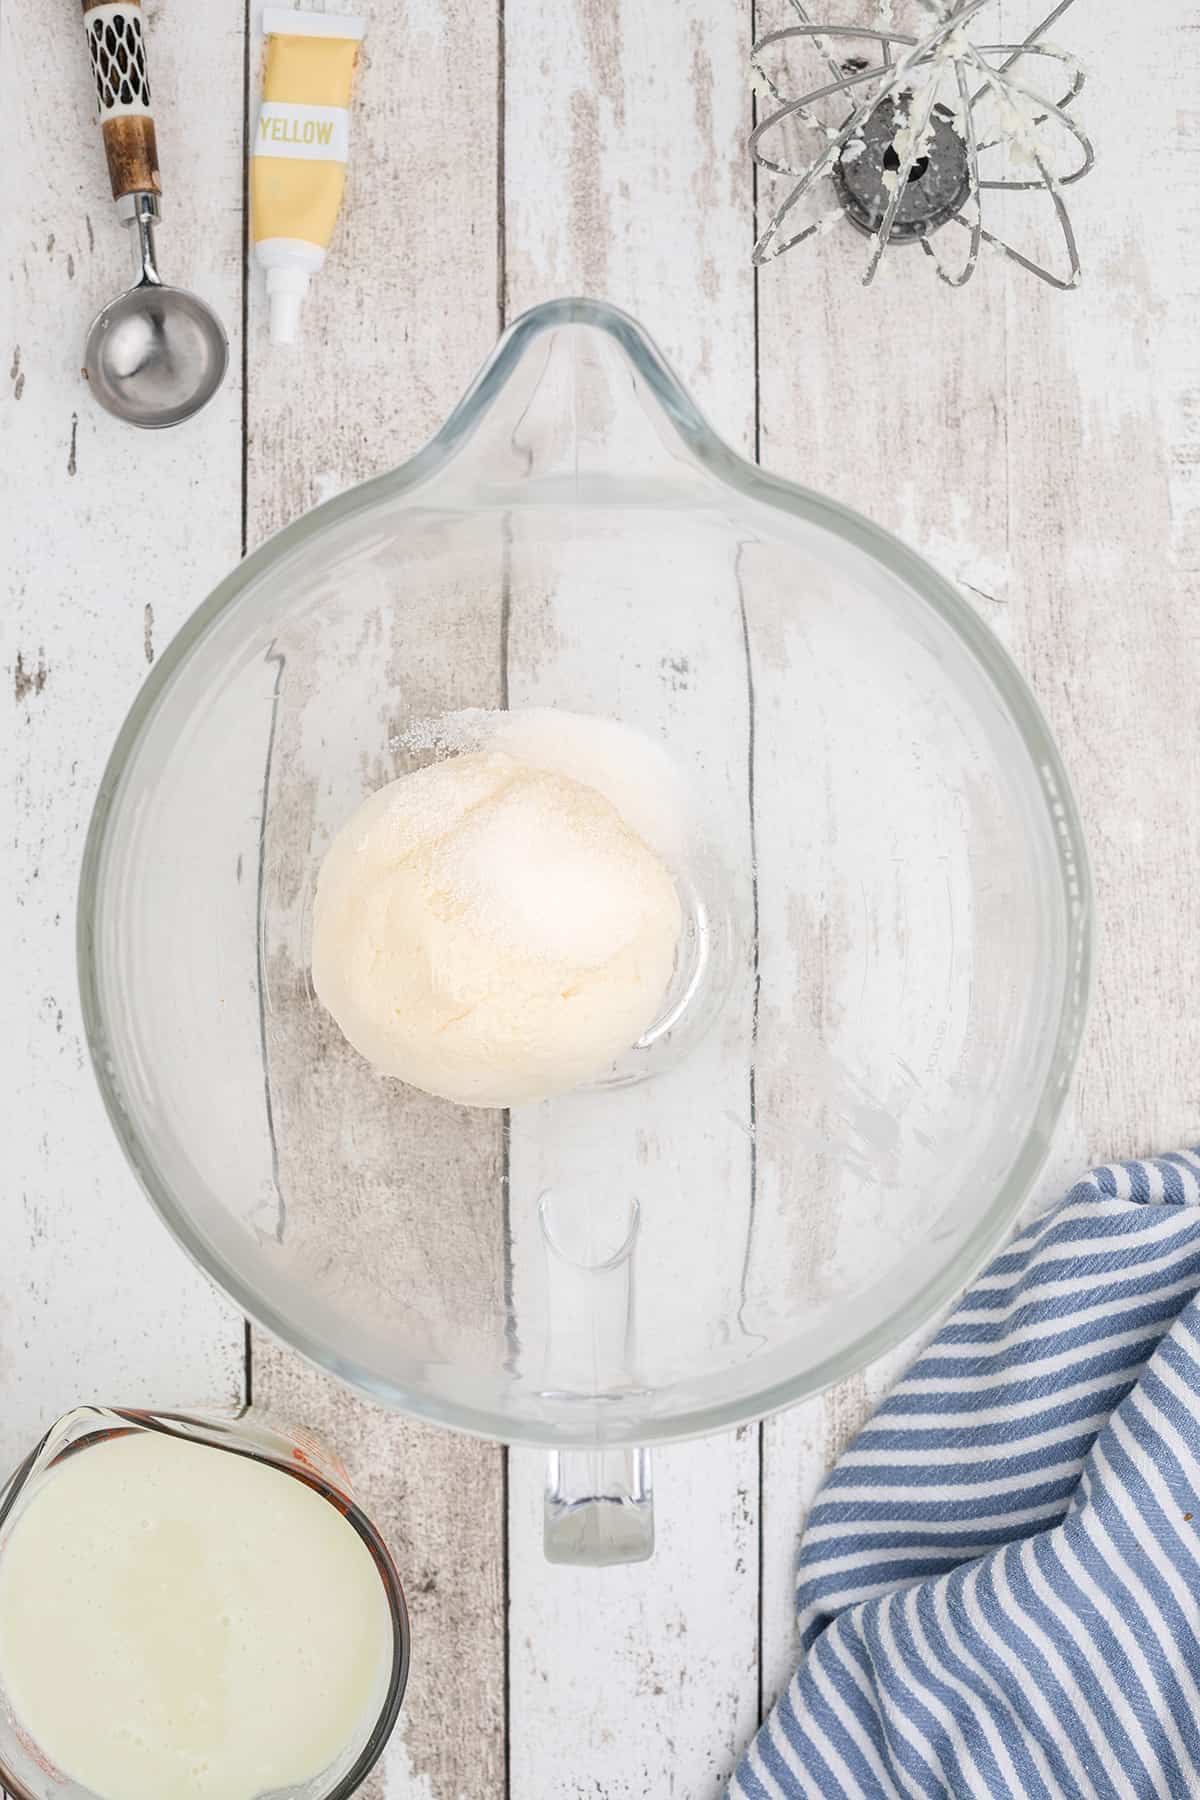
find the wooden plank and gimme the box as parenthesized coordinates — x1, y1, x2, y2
(242, 2, 503, 539)
(502, 4, 760, 1795)
(759, 1117, 1090, 1711)
(757, 0, 1200, 1720)
(504, 0, 756, 449)
(1000, 0, 1200, 1163)
(0, 0, 245, 1464)
(752, 0, 1011, 1715)
(242, 5, 508, 1797)
(253, 1354, 506, 1800)
(510, 1432, 760, 1798)
(253, 546, 510, 1800)
(502, 491, 759, 1796)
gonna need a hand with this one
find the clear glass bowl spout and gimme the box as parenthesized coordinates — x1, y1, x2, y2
(78, 299, 1091, 1468)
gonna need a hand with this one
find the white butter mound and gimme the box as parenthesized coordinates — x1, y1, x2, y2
(312, 750, 682, 1107)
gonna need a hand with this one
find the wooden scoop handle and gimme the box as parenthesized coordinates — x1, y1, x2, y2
(82, 0, 161, 203)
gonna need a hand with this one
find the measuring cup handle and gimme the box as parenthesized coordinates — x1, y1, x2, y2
(82, 0, 161, 206)
(543, 1447, 655, 1566)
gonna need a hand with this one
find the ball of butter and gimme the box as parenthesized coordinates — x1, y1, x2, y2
(311, 751, 682, 1108)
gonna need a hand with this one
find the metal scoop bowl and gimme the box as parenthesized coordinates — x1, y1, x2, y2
(81, 0, 228, 428)
(85, 195, 228, 429)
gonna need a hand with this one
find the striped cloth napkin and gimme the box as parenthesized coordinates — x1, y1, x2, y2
(730, 1151, 1200, 1800)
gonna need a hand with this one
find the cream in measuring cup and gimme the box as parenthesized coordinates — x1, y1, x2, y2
(0, 1411, 406, 1800)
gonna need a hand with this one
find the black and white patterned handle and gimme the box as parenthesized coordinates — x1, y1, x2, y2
(82, 0, 160, 201)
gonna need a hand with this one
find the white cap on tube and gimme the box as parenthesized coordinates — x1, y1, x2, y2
(266, 265, 310, 345)
(256, 238, 326, 345)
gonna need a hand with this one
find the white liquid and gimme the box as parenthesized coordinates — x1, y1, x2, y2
(0, 1431, 393, 1800)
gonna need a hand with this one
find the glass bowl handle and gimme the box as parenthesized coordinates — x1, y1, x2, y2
(537, 1187, 653, 1564)
(544, 1446, 654, 1566)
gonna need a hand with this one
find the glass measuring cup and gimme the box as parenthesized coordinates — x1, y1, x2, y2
(0, 1406, 409, 1800)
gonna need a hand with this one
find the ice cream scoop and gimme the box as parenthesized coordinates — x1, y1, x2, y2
(80, 0, 227, 428)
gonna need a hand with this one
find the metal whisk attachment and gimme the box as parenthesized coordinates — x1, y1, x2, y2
(750, 0, 1094, 288)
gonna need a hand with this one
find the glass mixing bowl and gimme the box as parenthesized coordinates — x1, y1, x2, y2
(79, 299, 1090, 1563)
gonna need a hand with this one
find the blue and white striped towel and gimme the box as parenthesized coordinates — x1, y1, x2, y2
(730, 1151, 1200, 1800)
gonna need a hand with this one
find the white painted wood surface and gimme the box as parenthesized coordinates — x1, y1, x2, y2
(503, 7, 761, 1796)
(242, 7, 508, 1796)
(0, 1, 246, 1454)
(3, 1, 1199, 1798)
(756, 0, 1200, 1714)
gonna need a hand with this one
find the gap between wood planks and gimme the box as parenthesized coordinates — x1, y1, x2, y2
(749, 0, 765, 1735)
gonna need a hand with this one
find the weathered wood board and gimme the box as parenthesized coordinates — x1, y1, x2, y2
(1, 0, 246, 1464)
(4, 0, 1200, 1794)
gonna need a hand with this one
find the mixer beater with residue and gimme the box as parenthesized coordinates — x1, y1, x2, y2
(750, 0, 1094, 288)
